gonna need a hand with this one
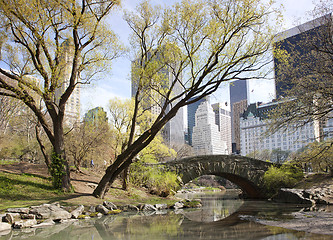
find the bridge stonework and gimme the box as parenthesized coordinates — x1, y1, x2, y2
(164, 155, 275, 199)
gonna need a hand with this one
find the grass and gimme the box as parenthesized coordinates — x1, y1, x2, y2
(0, 172, 69, 211)
(0, 170, 179, 212)
(0, 159, 19, 165)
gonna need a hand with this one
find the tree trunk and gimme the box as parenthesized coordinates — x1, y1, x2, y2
(35, 123, 50, 168)
(122, 167, 129, 190)
(53, 119, 71, 192)
(93, 156, 133, 198)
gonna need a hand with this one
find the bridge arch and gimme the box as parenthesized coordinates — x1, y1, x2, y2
(164, 155, 276, 199)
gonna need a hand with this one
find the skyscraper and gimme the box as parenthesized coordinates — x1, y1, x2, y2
(273, 14, 333, 141)
(229, 80, 249, 153)
(55, 39, 81, 127)
(212, 102, 232, 154)
(192, 101, 227, 155)
(274, 14, 332, 98)
(187, 96, 210, 146)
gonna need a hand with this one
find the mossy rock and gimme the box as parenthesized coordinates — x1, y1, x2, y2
(89, 212, 99, 218)
(77, 214, 90, 219)
(182, 200, 202, 208)
(107, 209, 122, 215)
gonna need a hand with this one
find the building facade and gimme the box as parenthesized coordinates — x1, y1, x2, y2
(232, 99, 248, 153)
(187, 96, 210, 146)
(55, 39, 81, 127)
(211, 102, 232, 154)
(239, 102, 316, 156)
(274, 14, 332, 98)
(229, 80, 249, 153)
(192, 101, 227, 155)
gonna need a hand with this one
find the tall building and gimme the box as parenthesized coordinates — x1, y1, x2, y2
(55, 39, 81, 127)
(84, 107, 108, 125)
(273, 14, 333, 141)
(187, 96, 209, 146)
(131, 57, 185, 146)
(274, 14, 332, 98)
(192, 101, 227, 155)
(232, 100, 248, 153)
(211, 102, 232, 154)
(239, 102, 316, 157)
(229, 80, 249, 153)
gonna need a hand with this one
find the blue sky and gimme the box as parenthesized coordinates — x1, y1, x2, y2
(80, 0, 317, 114)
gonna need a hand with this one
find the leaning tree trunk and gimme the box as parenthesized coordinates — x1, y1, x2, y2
(93, 153, 134, 198)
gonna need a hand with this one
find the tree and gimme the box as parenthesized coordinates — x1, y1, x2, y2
(0, 0, 121, 191)
(93, 0, 279, 198)
(293, 139, 333, 176)
(66, 107, 110, 172)
(0, 96, 22, 135)
(246, 149, 271, 161)
(269, 0, 333, 141)
(270, 148, 291, 164)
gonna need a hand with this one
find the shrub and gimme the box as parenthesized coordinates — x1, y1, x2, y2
(263, 163, 303, 195)
(129, 160, 180, 197)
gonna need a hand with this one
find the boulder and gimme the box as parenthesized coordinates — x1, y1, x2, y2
(13, 219, 38, 229)
(272, 188, 313, 205)
(103, 201, 117, 210)
(5, 213, 21, 225)
(142, 204, 157, 212)
(7, 208, 29, 214)
(20, 214, 36, 219)
(120, 204, 139, 212)
(71, 205, 85, 219)
(95, 204, 109, 215)
(303, 188, 333, 205)
(173, 201, 184, 209)
(154, 204, 168, 210)
(0, 222, 11, 232)
(0, 214, 6, 222)
(88, 206, 96, 213)
(29, 204, 71, 220)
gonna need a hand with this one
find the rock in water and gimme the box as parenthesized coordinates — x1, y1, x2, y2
(103, 201, 117, 210)
(71, 205, 85, 219)
(95, 205, 109, 215)
(29, 203, 71, 220)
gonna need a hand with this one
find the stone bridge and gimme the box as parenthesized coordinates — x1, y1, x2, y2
(163, 155, 277, 199)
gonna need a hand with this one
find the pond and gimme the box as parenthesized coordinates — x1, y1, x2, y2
(0, 190, 331, 240)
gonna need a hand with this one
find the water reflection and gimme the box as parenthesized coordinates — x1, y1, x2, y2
(0, 192, 332, 240)
(176, 190, 244, 222)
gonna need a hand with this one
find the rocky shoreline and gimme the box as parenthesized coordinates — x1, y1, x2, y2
(0, 199, 202, 235)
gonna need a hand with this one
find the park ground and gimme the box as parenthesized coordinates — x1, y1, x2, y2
(0, 161, 178, 211)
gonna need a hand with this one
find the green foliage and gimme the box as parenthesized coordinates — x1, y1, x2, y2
(293, 139, 333, 175)
(263, 163, 304, 195)
(247, 149, 291, 163)
(49, 151, 66, 189)
(129, 160, 180, 197)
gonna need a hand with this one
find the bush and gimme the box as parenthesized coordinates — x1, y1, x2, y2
(263, 163, 303, 195)
(129, 160, 180, 197)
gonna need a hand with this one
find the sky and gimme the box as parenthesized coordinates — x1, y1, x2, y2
(80, 0, 318, 115)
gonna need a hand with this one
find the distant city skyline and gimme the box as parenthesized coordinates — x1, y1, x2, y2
(80, 0, 317, 116)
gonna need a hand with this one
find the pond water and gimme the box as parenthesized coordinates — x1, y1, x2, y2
(0, 190, 331, 240)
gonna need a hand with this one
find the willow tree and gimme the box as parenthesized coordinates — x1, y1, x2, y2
(93, 0, 279, 198)
(0, 0, 121, 191)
